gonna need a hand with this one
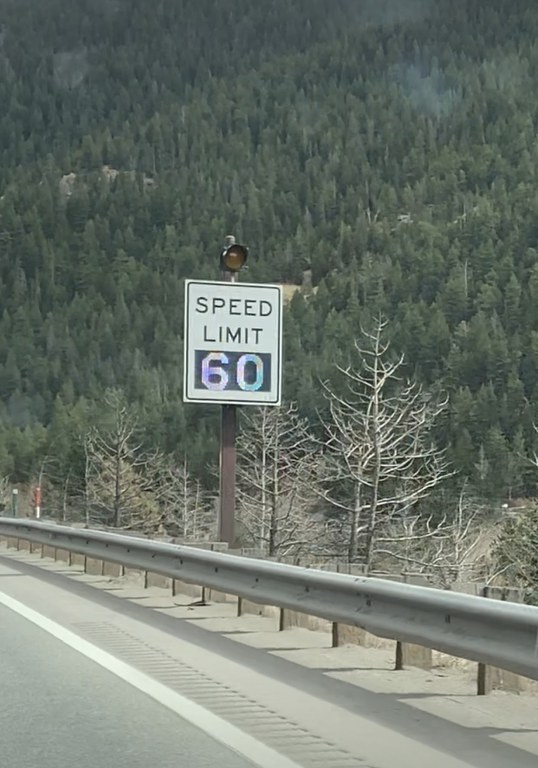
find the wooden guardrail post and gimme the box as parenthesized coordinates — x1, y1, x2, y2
(394, 574, 432, 671)
(477, 585, 526, 695)
(331, 622, 339, 648)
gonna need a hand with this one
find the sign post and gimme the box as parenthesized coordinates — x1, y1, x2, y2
(184, 250, 282, 545)
(219, 262, 237, 546)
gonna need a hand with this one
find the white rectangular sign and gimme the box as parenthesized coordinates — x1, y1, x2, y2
(183, 279, 283, 405)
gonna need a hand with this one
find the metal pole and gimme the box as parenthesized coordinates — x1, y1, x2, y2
(219, 401, 237, 544)
(11, 489, 18, 518)
(218, 237, 238, 546)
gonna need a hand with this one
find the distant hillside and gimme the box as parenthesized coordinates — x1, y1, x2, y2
(1, 0, 538, 500)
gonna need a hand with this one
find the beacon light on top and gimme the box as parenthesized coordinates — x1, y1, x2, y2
(220, 241, 248, 272)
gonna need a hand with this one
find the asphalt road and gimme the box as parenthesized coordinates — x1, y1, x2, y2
(1, 550, 537, 768)
(0, 603, 255, 768)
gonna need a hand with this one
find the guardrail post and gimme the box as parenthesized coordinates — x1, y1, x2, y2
(394, 638, 432, 671)
(331, 622, 340, 648)
(394, 574, 433, 671)
(395, 640, 404, 670)
(476, 585, 526, 695)
(477, 586, 494, 695)
(477, 659, 490, 696)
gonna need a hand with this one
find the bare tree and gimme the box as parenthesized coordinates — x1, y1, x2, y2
(82, 433, 94, 525)
(321, 317, 451, 570)
(374, 488, 488, 586)
(151, 455, 214, 540)
(0, 474, 9, 513)
(84, 390, 158, 530)
(59, 470, 72, 523)
(78, 391, 215, 537)
(491, 505, 538, 601)
(236, 403, 325, 559)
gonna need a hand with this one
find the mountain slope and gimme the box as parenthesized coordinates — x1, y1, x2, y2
(0, 0, 537, 499)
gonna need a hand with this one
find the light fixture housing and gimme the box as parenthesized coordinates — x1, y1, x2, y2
(220, 243, 248, 272)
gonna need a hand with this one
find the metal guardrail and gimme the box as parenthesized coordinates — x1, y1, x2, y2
(1, 518, 538, 681)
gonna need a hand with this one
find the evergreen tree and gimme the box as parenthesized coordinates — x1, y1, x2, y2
(2, 0, 538, 504)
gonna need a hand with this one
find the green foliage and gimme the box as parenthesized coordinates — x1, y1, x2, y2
(1, 1, 538, 500)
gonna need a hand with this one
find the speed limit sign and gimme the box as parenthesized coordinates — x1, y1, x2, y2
(183, 279, 283, 406)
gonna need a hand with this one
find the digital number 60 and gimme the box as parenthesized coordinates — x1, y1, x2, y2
(201, 352, 264, 392)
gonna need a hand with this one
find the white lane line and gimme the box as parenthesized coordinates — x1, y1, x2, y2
(0, 590, 302, 768)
